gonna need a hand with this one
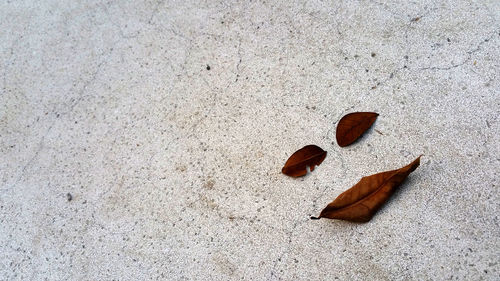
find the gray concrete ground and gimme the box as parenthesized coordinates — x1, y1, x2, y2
(1, 1, 499, 280)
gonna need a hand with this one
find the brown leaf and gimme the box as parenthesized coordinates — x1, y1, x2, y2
(282, 145, 327, 177)
(336, 112, 379, 147)
(312, 156, 421, 222)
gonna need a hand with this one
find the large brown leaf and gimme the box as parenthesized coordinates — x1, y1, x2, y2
(336, 112, 378, 147)
(312, 156, 421, 222)
(282, 145, 327, 177)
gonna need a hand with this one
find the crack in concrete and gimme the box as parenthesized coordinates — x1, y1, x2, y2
(2, 2, 151, 191)
(4, 0, 174, 191)
(370, 7, 437, 90)
(370, 0, 407, 19)
(235, 37, 243, 82)
(102, 0, 165, 39)
(419, 31, 498, 71)
(147, 0, 165, 26)
(2, 47, 115, 192)
(1, 36, 21, 94)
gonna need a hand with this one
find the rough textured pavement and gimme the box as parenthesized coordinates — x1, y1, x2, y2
(1, 1, 499, 280)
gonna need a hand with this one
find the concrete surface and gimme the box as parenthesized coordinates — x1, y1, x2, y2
(1, 0, 499, 280)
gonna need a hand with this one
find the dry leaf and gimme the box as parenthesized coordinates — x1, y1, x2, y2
(282, 145, 327, 177)
(336, 112, 378, 147)
(312, 156, 421, 222)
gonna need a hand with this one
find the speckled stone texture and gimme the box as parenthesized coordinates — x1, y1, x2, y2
(1, 1, 499, 280)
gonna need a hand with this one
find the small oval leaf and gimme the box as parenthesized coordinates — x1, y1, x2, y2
(313, 156, 421, 222)
(336, 112, 378, 147)
(282, 145, 327, 177)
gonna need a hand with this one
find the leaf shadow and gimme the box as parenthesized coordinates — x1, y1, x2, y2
(343, 117, 379, 147)
(375, 174, 420, 216)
